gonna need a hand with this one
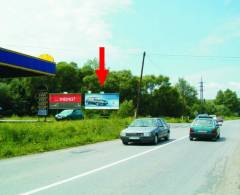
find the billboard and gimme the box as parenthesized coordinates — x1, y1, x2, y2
(85, 93, 119, 110)
(49, 93, 82, 109)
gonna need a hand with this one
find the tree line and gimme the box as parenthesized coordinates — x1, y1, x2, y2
(0, 59, 239, 118)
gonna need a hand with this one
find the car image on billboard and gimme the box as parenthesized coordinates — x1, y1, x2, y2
(85, 93, 119, 110)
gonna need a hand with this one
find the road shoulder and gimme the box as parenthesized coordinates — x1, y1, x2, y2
(214, 142, 240, 195)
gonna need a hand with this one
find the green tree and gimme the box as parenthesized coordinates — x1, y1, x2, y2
(175, 78, 198, 115)
(148, 86, 185, 117)
(80, 59, 101, 93)
(117, 100, 134, 118)
(55, 62, 81, 92)
(215, 89, 240, 114)
(215, 105, 232, 116)
(203, 100, 217, 114)
(105, 71, 138, 103)
(142, 75, 170, 94)
(0, 83, 13, 115)
(215, 90, 224, 105)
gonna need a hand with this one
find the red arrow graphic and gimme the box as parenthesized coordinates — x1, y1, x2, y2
(96, 47, 109, 87)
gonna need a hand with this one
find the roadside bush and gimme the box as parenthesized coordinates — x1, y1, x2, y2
(117, 100, 134, 118)
(215, 105, 232, 116)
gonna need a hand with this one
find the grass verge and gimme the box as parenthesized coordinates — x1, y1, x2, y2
(223, 116, 240, 120)
(0, 118, 131, 159)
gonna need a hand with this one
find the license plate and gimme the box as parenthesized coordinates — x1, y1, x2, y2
(129, 136, 140, 140)
(198, 130, 207, 133)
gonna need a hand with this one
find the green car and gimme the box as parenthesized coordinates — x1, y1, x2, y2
(55, 109, 84, 121)
(189, 118, 220, 141)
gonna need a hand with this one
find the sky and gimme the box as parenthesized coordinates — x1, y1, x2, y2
(0, 0, 240, 99)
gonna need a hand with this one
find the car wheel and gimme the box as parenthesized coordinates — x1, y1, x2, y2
(122, 140, 128, 145)
(165, 133, 170, 141)
(217, 133, 220, 139)
(153, 135, 158, 145)
(212, 137, 218, 141)
(189, 137, 193, 141)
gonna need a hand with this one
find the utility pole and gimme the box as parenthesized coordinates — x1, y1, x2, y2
(135, 51, 146, 118)
(199, 77, 205, 113)
(199, 77, 204, 103)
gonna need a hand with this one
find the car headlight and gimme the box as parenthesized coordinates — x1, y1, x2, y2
(120, 131, 126, 136)
(144, 132, 152, 137)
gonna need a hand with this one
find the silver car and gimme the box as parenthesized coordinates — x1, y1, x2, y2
(120, 118, 170, 145)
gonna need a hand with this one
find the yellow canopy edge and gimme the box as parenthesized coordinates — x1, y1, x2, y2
(38, 54, 55, 62)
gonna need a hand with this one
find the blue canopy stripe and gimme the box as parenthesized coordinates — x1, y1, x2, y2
(0, 47, 56, 77)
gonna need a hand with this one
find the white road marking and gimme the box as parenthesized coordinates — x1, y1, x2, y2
(20, 135, 188, 195)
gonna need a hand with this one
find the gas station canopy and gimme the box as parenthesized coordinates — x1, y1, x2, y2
(0, 47, 56, 77)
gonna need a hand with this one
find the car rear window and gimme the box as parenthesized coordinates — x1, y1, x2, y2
(192, 119, 214, 127)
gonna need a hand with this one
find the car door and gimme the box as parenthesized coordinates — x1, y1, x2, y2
(214, 120, 220, 135)
(75, 110, 83, 119)
(157, 119, 165, 138)
(161, 119, 169, 137)
(71, 110, 78, 120)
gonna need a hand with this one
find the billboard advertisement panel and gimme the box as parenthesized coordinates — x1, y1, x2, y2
(49, 93, 82, 109)
(85, 93, 119, 110)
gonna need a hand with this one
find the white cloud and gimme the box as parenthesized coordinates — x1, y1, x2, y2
(188, 15, 240, 99)
(229, 81, 240, 90)
(194, 17, 240, 55)
(0, 0, 132, 63)
(224, 0, 233, 6)
(196, 36, 225, 55)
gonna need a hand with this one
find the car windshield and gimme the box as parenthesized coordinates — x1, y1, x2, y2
(129, 119, 158, 127)
(59, 110, 73, 115)
(192, 119, 214, 127)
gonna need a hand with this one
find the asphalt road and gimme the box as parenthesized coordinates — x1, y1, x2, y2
(0, 120, 240, 195)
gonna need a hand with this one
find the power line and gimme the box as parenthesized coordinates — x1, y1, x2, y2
(2, 43, 240, 59)
(149, 53, 240, 59)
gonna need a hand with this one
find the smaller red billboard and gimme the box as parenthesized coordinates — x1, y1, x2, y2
(49, 94, 81, 103)
(49, 94, 82, 109)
